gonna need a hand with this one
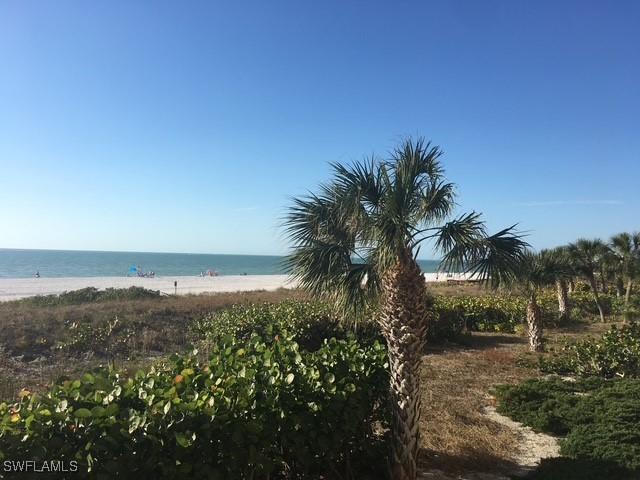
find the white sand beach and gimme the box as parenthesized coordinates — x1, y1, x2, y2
(0, 275, 296, 302)
(0, 273, 477, 302)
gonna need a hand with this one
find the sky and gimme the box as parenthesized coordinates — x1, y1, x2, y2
(1, 1, 638, 257)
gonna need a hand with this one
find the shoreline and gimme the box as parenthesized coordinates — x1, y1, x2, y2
(0, 273, 477, 301)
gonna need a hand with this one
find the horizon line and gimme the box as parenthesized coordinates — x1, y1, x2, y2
(0, 247, 441, 262)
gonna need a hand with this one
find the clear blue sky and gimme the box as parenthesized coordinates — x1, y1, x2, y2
(1, 1, 638, 257)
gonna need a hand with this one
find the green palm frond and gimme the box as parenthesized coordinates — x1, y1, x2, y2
(417, 179, 456, 223)
(567, 238, 610, 278)
(466, 226, 529, 288)
(512, 248, 574, 294)
(284, 137, 528, 319)
(433, 212, 486, 270)
(610, 232, 640, 279)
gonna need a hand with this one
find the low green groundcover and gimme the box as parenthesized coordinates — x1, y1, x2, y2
(16, 286, 161, 307)
(0, 329, 389, 479)
(539, 323, 640, 379)
(494, 377, 640, 479)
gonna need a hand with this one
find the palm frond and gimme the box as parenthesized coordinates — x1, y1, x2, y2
(416, 179, 456, 224)
(433, 212, 486, 271)
(284, 136, 527, 315)
(567, 238, 610, 278)
(512, 248, 573, 293)
(464, 226, 529, 288)
(283, 241, 380, 316)
(283, 165, 381, 321)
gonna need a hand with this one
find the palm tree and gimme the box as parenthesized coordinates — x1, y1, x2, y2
(551, 246, 573, 323)
(284, 138, 527, 480)
(568, 239, 609, 322)
(598, 247, 618, 294)
(513, 250, 571, 351)
(610, 232, 640, 308)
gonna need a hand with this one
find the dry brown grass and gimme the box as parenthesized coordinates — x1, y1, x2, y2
(426, 281, 487, 297)
(0, 288, 306, 355)
(416, 321, 611, 477)
(418, 333, 536, 475)
(0, 288, 306, 399)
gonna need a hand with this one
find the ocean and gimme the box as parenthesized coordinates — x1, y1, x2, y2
(0, 249, 442, 279)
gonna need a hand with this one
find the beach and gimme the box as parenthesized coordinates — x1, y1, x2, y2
(0, 275, 295, 301)
(0, 273, 477, 301)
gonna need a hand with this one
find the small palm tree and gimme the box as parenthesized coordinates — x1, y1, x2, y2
(610, 232, 640, 307)
(568, 239, 609, 322)
(598, 247, 619, 293)
(551, 246, 573, 323)
(284, 138, 527, 480)
(513, 250, 570, 351)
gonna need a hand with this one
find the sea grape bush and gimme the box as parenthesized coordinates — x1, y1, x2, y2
(566, 291, 639, 319)
(193, 300, 381, 350)
(568, 291, 613, 316)
(431, 290, 634, 335)
(194, 297, 506, 344)
(539, 323, 640, 378)
(0, 329, 389, 479)
(432, 295, 558, 334)
(194, 296, 565, 349)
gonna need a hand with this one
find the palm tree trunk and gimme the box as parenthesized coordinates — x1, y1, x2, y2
(588, 275, 606, 322)
(599, 268, 608, 293)
(615, 277, 625, 297)
(556, 279, 570, 323)
(625, 279, 633, 307)
(527, 293, 543, 352)
(568, 279, 575, 294)
(379, 250, 429, 480)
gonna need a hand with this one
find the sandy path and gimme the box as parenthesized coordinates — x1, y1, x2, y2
(482, 406, 560, 475)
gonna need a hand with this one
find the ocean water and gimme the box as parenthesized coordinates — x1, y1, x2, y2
(0, 249, 442, 278)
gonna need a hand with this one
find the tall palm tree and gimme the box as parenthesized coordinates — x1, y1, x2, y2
(284, 138, 527, 480)
(513, 250, 571, 351)
(568, 239, 609, 322)
(610, 232, 640, 307)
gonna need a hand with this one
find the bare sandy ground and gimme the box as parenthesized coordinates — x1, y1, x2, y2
(0, 275, 296, 301)
(482, 406, 560, 473)
(0, 273, 477, 301)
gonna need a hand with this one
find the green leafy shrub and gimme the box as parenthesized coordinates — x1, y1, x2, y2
(494, 377, 640, 475)
(565, 290, 640, 319)
(17, 287, 161, 307)
(193, 300, 381, 350)
(193, 298, 471, 346)
(568, 291, 613, 316)
(0, 327, 389, 479)
(432, 295, 558, 333)
(539, 323, 640, 378)
(433, 295, 521, 333)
